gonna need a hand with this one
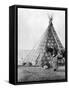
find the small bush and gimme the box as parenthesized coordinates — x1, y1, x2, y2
(22, 62, 32, 67)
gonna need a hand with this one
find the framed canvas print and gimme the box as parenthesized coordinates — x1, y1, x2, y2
(9, 5, 67, 85)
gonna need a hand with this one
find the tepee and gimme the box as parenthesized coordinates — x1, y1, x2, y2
(23, 16, 64, 67)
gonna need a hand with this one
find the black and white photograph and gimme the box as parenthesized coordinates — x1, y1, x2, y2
(0, 0, 69, 89)
(17, 6, 67, 83)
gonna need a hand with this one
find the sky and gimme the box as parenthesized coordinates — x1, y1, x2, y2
(18, 8, 65, 51)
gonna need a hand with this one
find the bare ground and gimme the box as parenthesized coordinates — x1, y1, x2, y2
(18, 66, 65, 82)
